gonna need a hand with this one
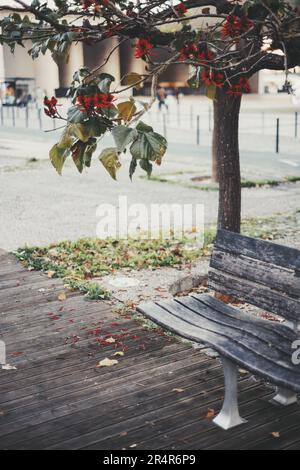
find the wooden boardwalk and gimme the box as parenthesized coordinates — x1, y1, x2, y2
(0, 249, 299, 450)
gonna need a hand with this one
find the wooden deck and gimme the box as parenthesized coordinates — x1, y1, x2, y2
(0, 250, 299, 450)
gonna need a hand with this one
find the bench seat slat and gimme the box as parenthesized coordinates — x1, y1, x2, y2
(209, 270, 300, 322)
(177, 296, 293, 358)
(211, 248, 300, 299)
(138, 296, 300, 392)
(191, 294, 294, 342)
(216, 230, 300, 272)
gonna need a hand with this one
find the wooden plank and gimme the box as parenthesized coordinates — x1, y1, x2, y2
(0, 357, 219, 449)
(208, 269, 300, 321)
(192, 294, 294, 342)
(138, 301, 300, 392)
(211, 248, 300, 299)
(55, 377, 257, 451)
(215, 229, 300, 271)
(176, 296, 293, 358)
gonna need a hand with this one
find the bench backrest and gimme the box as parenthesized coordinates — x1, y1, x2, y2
(208, 229, 300, 324)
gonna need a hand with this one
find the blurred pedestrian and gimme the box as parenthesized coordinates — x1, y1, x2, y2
(157, 86, 168, 111)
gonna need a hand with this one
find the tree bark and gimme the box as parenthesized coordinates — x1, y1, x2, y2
(212, 99, 219, 184)
(214, 87, 242, 233)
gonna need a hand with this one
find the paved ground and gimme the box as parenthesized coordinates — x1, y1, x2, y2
(1, 250, 300, 450)
(0, 95, 299, 251)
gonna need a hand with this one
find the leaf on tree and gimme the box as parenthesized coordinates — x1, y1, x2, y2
(99, 147, 121, 180)
(123, 72, 143, 90)
(206, 84, 217, 100)
(112, 125, 137, 153)
(49, 144, 69, 175)
(117, 101, 137, 122)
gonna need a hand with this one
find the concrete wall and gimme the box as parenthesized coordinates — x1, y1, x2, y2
(83, 38, 121, 84)
(59, 43, 84, 88)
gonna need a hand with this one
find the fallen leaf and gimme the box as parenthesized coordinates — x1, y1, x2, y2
(129, 444, 137, 448)
(2, 364, 17, 370)
(97, 358, 119, 368)
(120, 431, 128, 437)
(48, 271, 56, 278)
(205, 408, 215, 419)
(58, 292, 66, 301)
(105, 337, 116, 344)
(271, 432, 280, 439)
(172, 388, 185, 393)
(114, 351, 125, 357)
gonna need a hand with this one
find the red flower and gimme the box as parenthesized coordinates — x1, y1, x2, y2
(227, 77, 250, 96)
(201, 69, 225, 88)
(179, 42, 198, 61)
(134, 38, 154, 60)
(44, 96, 59, 118)
(198, 49, 215, 64)
(221, 15, 253, 39)
(76, 93, 115, 113)
(81, 0, 107, 11)
(175, 2, 188, 16)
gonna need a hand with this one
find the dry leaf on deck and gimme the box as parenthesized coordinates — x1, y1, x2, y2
(271, 432, 280, 439)
(1, 364, 17, 370)
(172, 388, 185, 393)
(97, 358, 119, 368)
(105, 337, 116, 344)
(205, 408, 215, 419)
(58, 292, 66, 301)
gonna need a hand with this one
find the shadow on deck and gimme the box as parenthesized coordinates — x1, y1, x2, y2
(0, 250, 299, 450)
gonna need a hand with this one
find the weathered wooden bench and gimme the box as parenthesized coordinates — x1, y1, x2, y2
(138, 229, 300, 430)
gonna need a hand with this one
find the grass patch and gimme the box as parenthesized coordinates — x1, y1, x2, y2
(14, 211, 299, 300)
(14, 231, 215, 298)
(141, 174, 300, 191)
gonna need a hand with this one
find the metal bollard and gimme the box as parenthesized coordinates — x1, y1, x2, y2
(276, 118, 280, 154)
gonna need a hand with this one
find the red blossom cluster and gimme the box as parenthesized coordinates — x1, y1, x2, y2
(81, 0, 108, 11)
(227, 77, 250, 96)
(175, 2, 188, 16)
(180, 42, 215, 63)
(44, 96, 59, 118)
(221, 15, 253, 39)
(201, 69, 225, 87)
(134, 38, 154, 60)
(76, 93, 115, 113)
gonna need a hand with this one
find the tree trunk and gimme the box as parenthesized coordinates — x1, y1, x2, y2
(211, 99, 219, 184)
(214, 87, 242, 233)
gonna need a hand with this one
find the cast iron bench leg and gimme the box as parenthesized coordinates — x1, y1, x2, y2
(272, 387, 298, 406)
(213, 357, 247, 430)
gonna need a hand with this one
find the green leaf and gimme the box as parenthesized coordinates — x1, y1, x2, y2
(49, 144, 69, 175)
(136, 121, 153, 133)
(87, 117, 108, 137)
(71, 123, 91, 143)
(99, 148, 121, 180)
(98, 73, 115, 93)
(129, 158, 137, 180)
(130, 132, 167, 162)
(101, 105, 118, 119)
(139, 159, 153, 178)
(117, 101, 137, 122)
(71, 141, 86, 173)
(84, 138, 97, 168)
(57, 125, 75, 149)
(112, 126, 137, 153)
(67, 105, 88, 123)
(123, 72, 143, 90)
(206, 84, 217, 100)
